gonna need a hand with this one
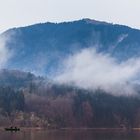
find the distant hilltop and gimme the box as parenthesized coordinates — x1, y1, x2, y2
(1, 18, 140, 75)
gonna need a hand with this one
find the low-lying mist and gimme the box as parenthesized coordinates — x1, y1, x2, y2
(1, 31, 140, 96)
(54, 48, 140, 96)
(0, 35, 12, 68)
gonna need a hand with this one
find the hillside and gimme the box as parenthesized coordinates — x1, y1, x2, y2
(1, 19, 140, 75)
(0, 69, 139, 128)
(1, 19, 140, 128)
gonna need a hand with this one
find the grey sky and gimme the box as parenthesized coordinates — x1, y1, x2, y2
(0, 0, 140, 32)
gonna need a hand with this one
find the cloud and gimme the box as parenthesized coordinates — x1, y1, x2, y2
(54, 48, 140, 96)
(0, 34, 13, 68)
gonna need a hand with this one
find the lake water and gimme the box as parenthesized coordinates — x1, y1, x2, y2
(0, 129, 140, 140)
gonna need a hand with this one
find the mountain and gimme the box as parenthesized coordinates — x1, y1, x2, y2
(1, 19, 140, 128)
(2, 18, 140, 75)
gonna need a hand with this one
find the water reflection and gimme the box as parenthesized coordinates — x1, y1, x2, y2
(0, 129, 140, 140)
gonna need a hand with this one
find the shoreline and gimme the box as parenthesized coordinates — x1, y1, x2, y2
(0, 127, 140, 132)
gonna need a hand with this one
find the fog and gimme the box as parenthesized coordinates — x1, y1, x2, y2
(54, 48, 140, 95)
(0, 35, 12, 68)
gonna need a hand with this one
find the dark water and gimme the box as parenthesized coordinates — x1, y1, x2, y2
(0, 129, 140, 140)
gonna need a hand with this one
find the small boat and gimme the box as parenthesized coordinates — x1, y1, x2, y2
(5, 127, 20, 132)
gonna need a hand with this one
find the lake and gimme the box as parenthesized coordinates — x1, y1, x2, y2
(0, 129, 140, 140)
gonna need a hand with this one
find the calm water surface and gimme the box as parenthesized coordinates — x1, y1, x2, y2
(0, 129, 140, 140)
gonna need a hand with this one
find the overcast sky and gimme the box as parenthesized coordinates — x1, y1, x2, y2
(0, 0, 140, 33)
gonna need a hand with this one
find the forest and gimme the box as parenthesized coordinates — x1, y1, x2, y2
(0, 69, 140, 128)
